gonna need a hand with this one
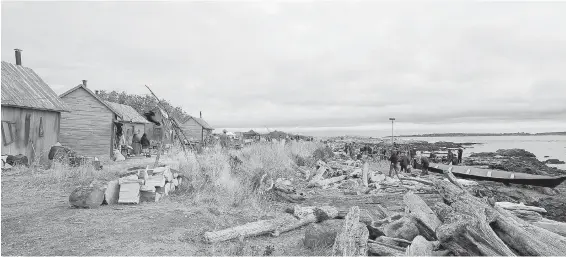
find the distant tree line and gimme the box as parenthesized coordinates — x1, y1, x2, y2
(96, 90, 192, 122)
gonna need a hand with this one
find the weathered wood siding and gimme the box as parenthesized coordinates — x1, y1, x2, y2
(181, 118, 203, 142)
(1, 106, 60, 163)
(59, 87, 113, 159)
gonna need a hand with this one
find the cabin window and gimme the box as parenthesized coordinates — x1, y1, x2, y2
(1, 121, 15, 146)
(39, 117, 44, 137)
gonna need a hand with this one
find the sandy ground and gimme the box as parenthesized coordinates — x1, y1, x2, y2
(1, 158, 442, 256)
(4, 156, 561, 256)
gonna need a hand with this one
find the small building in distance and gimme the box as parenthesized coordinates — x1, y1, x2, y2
(1, 50, 70, 163)
(179, 113, 214, 143)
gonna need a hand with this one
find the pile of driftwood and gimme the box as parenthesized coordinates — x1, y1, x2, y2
(68, 166, 183, 208)
(202, 169, 566, 256)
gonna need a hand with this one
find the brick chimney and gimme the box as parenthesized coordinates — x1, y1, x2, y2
(14, 49, 22, 66)
(82, 80, 87, 87)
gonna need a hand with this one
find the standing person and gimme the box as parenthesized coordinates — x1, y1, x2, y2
(446, 150, 454, 165)
(389, 151, 400, 177)
(457, 148, 463, 164)
(132, 130, 142, 155)
(381, 148, 387, 161)
(220, 129, 228, 149)
(141, 133, 150, 156)
(400, 152, 411, 173)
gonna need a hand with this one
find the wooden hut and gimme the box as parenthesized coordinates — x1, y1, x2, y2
(243, 130, 261, 142)
(179, 114, 214, 143)
(104, 100, 150, 149)
(59, 82, 147, 159)
(1, 53, 70, 163)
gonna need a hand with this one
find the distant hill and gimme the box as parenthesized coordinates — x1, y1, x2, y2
(393, 132, 566, 137)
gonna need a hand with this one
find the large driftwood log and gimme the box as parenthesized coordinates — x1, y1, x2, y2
(491, 205, 566, 256)
(368, 241, 405, 256)
(203, 214, 297, 243)
(310, 165, 327, 182)
(405, 235, 434, 256)
(403, 192, 441, 241)
(433, 181, 515, 256)
(362, 162, 369, 187)
(332, 206, 369, 256)
(435, 179, 566, 256)
(495, 201, 547, 213)
(509, 209, 566, 237)
(375, 236, 412, 247)
(400, 177, 434, 186)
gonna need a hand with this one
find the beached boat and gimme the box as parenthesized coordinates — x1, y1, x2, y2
(427, 163, 566, 188)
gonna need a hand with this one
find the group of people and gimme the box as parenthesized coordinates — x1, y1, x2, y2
(118, 129, 151, 157)
(387, 147, 464, 178)
(388, 150, 430, 177)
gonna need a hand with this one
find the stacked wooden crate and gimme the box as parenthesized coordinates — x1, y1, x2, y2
(115, 166, 182, 204)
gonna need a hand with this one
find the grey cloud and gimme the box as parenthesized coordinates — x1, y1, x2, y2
(2, 2, 566, 133)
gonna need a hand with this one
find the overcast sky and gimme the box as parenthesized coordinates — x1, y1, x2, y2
(2, 1, 566, 136)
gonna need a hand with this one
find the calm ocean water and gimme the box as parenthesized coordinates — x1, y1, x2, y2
(408, 135, 566, 170)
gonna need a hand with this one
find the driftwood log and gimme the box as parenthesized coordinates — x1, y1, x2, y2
(495, 201, 547, 213)
(434, 179, 566, 256)
(403, 192, 441, 241)
(203, 215, 297, 243)
(332, 206, 369, 256)
(308, 175, 347, 188)
(362, 162, 369, 187)
(368, 240, 405, 256)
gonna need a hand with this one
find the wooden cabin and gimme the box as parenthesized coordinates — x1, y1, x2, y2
(104, 100, 150, 148)
(179, 115, 214, 143)
(1, 55, 70, 164)
(59, 82, 147, 160)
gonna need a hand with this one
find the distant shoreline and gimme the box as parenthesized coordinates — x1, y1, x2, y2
(389, 132, 566, 138)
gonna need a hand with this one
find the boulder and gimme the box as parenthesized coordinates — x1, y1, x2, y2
(69, 185, 105, 208)
(304, 219, 344, 249)
(383, 215, 420, 241)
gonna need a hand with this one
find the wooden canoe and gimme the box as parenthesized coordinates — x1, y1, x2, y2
(428, 163, 566, 188)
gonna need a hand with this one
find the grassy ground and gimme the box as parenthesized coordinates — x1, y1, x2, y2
(2, 141, 361, 256)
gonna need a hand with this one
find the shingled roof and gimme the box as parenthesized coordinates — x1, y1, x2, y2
(104, 101, 149, 124)
(1, 61, 70, 112)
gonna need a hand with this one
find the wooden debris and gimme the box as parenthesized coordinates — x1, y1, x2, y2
(374, 236, 412, 248)
(434, 179, 566, 256)
(495, 201, 547, 213)
(332, 206, 369, 256)
(308, 175, 347, 188)
(308, 166, 328, 186)
(399, 177, 434, 186)
(362, 162, 369, 187)
(403, 192, 441, 240)
(368, 241, 405, 256)
(104, 180, 120, 205)
(203, 214, 297, 243)
(117, 183, 140, 204)
(405, 235, 434, 256)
